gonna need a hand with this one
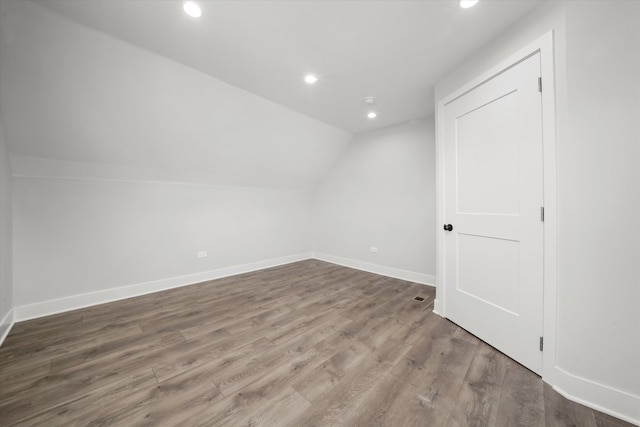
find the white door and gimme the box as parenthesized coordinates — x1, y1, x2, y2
(442, 53, 544, 374)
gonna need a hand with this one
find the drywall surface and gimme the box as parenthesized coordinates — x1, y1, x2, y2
(1, 0, 350, 313)
(13, 176, 312, 308)
(557, 0, 639, 401)
(313, 118, 436, 283)
(0, 115, 13, 339)
(0, 0, 352, 190)
(435, 0, 639, 423)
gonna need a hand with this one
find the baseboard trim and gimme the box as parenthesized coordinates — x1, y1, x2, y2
(432, 299, 443, 316)
(7, 254, 638, 427)
(554, 367, 640, 426)
(12, 251, 434, 324)
(13, 253, 313, 322)
(312, 252, 435, 286)
(0, 309, 15, 348)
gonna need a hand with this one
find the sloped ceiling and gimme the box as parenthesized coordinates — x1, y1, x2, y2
(31, 0, 544, 134)
(0, 0, 543, 188)
(0, 0, 352, 189)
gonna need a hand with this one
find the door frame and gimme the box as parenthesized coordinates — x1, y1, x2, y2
(434, 31, 557, 382)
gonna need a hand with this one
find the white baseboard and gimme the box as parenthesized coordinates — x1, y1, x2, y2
(554, 367, 640, 426)
(0, 308, 15, 348)
(312, 252, 435, 286)
(12, 251, 433, 324)
(6, 253, 639, 427)
(13, 253, 313, 322)
(432, 299, 443, 316)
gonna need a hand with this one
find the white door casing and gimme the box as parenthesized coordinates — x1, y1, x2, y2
(434, 32, 556, 378)
(442, 51, 544, 374)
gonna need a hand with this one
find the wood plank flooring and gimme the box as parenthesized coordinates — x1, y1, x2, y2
(0, 260, 633, 426)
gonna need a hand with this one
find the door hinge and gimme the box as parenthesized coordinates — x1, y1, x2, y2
(538, 77, 543, 93)
(539, 336, 544, 351)
(540, 207, 545, 222)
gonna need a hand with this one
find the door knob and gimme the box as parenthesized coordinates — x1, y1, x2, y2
(443, 224, 453, 232)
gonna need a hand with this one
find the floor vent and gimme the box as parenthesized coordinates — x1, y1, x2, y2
(414, 296, 425, 302)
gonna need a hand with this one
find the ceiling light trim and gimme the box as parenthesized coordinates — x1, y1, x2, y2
(304, 74, 319, 85)
(183, 2, 203, 18)
(459, 0, 479, 9)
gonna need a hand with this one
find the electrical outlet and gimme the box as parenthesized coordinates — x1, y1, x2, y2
(197, 251, 207, 258)
(370, 246, 379, 253)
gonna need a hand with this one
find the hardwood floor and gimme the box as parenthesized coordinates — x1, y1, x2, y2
(0, 260, 632, 426)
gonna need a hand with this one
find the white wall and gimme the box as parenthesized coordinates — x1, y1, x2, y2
(0, 0, 353, 318)
(558, 0, 639, 412)
(435, 1, 639, 424)
(12, 177, 312, 311)
(313, 118, 436, 284)
(0, 115, 13, 341)
(0, 0, 352, 190)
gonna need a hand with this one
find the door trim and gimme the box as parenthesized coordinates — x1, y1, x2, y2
(435, 31, 557, 383)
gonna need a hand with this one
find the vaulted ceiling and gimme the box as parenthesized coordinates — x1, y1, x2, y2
(0, 0, 543, 189)
(31, 0, 543, 133)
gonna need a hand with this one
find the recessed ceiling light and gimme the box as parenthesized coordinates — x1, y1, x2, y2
(304, 74, 318, 84)
(183, 2, 203, 18)
(367, 112, 377, 119)
(459, 0, 479, 9)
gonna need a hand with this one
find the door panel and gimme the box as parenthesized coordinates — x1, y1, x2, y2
(443, 53, 544, 374)
(456, 91, 520, 215)
(456, 233, 520, 315)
